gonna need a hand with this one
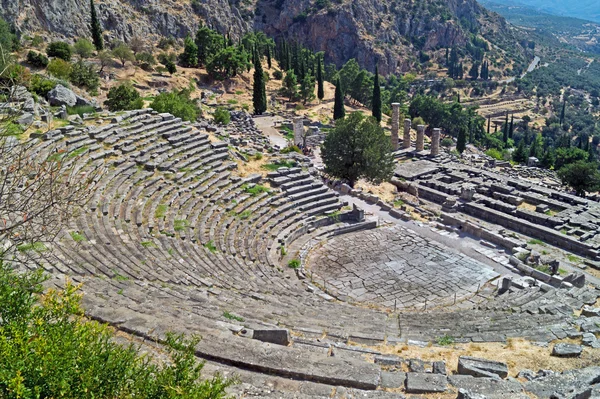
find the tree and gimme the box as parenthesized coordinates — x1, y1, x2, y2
(129, 36, 145, 55)
(179, 35, 198, 68)
(299, 71, 315, 105)
(213, 107, 231, 125)
(151, 90, 200, 122)
(195, 25, 224, 66)
(502, 113, 509, 145)
(252, 48, 267, 115)
(558, 161, 600, 197)
(333, 78, 345, 120)
(47, 42, 72, 61)
(372, 64, 382, 123)
(512, 139, 529, 163)
(281, 69, 298, 101)
(26, 51, 49, 68)
(165, 59, 177, 75)
(70, 60, 100, 93)
(112, 42, 135, 67)
(98, 50, 113, 73)
(456, 125, 467, 154)
(74, 38, 95, 59)
(266, 45, 272, 69)
(509, 115, 514, 139)
(105, 83, 144, 111)
(321, 112, 394, 187)
(206, 46, 247, 80)
(316, 53, 324, 101)
(560, 99, 566, 127)
(90, 0, 103, 51)
(0, 18, 15, 74)
(47, 59, 73, 80)
(468, 62, 479, 80)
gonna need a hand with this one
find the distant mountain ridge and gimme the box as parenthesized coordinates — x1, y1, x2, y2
(482, 0, 600, 23)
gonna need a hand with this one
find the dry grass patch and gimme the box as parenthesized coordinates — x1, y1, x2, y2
(235, 156, 271, 178)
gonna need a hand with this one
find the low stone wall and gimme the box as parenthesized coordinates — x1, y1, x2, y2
(463, 202, 599, 260)
(440, 212, 523, 250)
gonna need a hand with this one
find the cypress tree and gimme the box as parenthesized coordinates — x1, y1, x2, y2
(90, 0, 103, 51)
(333, 78, 345, 120)
(503, 113, 509, 144)
(317, 54, 324, 101)
(560, 100, 566, 127)
(457, 126, 467, 154)
(509, 115, 514, 139)
(372, 64, 382, 123)
(487, 117, 490, 134)
(266, 45, 272, 69)
(252, 48, 267, 115)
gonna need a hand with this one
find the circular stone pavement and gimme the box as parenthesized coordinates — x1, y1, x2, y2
(305, 225, 499, 310)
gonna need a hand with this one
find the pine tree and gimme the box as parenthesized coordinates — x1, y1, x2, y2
(457, 126, 467, 154)
(372, 64, 382, 123)
(317, 54, 324, 101)
(333, 77, 345, 120)
(90, 0, 103, 51)
(252, 48, 267, 115)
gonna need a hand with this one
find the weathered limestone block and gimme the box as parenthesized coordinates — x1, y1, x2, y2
(552, 343, 582, 357)
(253, 328, 291, 346)
(457, 356, 508, 379)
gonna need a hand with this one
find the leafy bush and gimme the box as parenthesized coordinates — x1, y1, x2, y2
(441, 137, 454, 148)
(46, 41, 72, 61)
(281, 145, 301, 154)
(288, 259, 301, 269)
(213, 107, 230, 125)
(273, 69, 283, 80)
(67, 105, 96, 117)
(0, 263, 234, 398)
(26, 51, 49, 68)
(151, 90, 201, 122)
(485, 148, 504, 160)
(136, 51, 156, 71)
(105, 83, 144, 111)
(47, 58, 73, 80)
(69, 60, 99, 93)
(73, 38, 94, 58)
(28, 75, 57, 97)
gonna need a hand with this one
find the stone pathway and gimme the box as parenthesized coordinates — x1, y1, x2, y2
(306, 225, 499, 309)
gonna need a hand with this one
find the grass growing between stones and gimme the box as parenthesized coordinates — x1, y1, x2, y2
(528, 239, 546, 246)
(0, 263, 234, 398)
(16, 242, 47, 253)
(112, 271, 129, 282)
(567, 254, 582, 263)
(141, 241, 156, 248)
(288, 259, 301, 269)
(436, 335, 454, 346)
(174, 219, 190, 232)
(155, 204, 168, 219)
(238, 210, 252, 220)
(204, 241, 217, 254)
(243, 184, 270, 196)
(67, 146, 89, 158)
(262, 161, 296, 171)
(69, 231, 86, 243)
(223, 311, 244, 322)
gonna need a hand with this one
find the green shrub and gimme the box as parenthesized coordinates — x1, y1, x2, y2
(47, 59, 72, 80)
(26, 51, 49, 68)
(288, 259, 301, 269)
(69, 60, 99, 93)
(28, 74, 57, 96)
(67, 105, 96, 117)
(105, 83, 144, 111)
(213, 107, 230, 125)
(31, 35, 44, 48)
(151, 90, 201, 122)
(485, 148, 504, 160)
(73, 38, 95, 59)
(136, 51, 156, 71)
(273, 70, 283, 80)
(46, 41, 72, 61)
(441, 137, 454, 148)
(281, 145, 301, 154)
(0, 263, 234, 398)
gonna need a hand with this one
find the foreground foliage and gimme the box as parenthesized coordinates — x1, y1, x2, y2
(0, 263, 234, 399)
(151, 89, 201, 122)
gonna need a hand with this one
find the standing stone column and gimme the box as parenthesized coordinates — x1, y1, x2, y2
(391, 103, 400, 151)
(293, 117, 304, 147)
(416, 125, 425, 152)
(403, 118, 411, 149)
(431, 128, 441, 156)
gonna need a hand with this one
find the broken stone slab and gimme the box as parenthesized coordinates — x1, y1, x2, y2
(252, 328, 291, 346)
(380, 371, 406, 389)
(581, 333, 600, 348)
(457, 389, 487, 399)
(552, 343, 583, 357)
(405, 372, 447, 394)
(581, 306, 600, 317)
(449, 375, 527, 399)
(524, 366, 600, 399)
(374, 355, 404, 366)
(16, 113, 33, 126)
(457, 356, 508, 379)
(433, 361, 447, 375)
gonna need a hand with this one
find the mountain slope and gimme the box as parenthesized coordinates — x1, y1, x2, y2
(485, 0, 600, 23)
(0, 0, 525, 75)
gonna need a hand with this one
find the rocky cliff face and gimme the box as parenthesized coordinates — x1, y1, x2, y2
(0, 0, 517, 75)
